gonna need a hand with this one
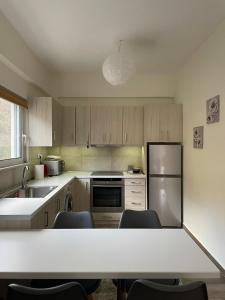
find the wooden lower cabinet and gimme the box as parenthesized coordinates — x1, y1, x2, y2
(31, 190, 67, 229)
(92, 213, 121, 228)
(72, 179, 90, 212)
(125, 178, 146, 211)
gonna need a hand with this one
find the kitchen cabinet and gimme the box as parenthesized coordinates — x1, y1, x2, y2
(90, 105, 123, 145)
(28, 97, 62, 146)
(123, 106, 143, 145)
(92, 212, 121, 228)
(62, 106, 76, 145)
(125, 178, 146, 211)
(76, 105, 90, 145)
(144, 103, 182, 142)
(72, 179, 90, 212)
(31, 189, 66, 229)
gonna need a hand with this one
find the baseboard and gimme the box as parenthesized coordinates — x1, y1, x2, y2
(183, 225, 225, 280)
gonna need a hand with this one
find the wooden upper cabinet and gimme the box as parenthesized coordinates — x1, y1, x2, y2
(62, 106, 76, 145)
(123, 106, 144, 145)
(144, 103, 182, 142)
(28, 97, 62, 146)
(76, 105, 90, 145)
(90, 105, 123, 145)
(52, 100, 62, 145)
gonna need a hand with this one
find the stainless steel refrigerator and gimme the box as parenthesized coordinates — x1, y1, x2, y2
(147, 143, 182, 227)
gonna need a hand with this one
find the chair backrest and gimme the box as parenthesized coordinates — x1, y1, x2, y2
(7, 282, 87, 300)
(53, 211, 94, 229)
(119, 210, 162, 228)
(127, 280, 208, 300)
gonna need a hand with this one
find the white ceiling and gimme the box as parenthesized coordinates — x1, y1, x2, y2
(1, 0, 225, 74)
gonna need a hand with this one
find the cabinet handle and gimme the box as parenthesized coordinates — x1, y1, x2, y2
(125, 132, 127, 143)
(53, 131, 56, 141)
(131, 191, 142, 194)
(86, 182, 88, 190)
(45, 211, 49, 228)
(87, 133, 89, 146)
(131, 202, 142, 205)
(109, 133, 112, 144)
(131, 181, 140, 184)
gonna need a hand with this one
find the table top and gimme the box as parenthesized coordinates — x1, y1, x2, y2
(0, 229, 219, 279)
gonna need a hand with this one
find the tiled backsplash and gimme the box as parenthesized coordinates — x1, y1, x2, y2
(30, 146, 143, 172)
(0, 146, 143, 194)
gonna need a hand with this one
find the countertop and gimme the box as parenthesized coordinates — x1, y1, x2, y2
(0, 229, 219, 279)
(0, 171, 146, 220)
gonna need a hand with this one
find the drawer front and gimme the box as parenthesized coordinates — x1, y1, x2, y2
(125, 178, 145, 186)
(92, 212, 122, 221)
(125, 199, 145, 210)
(125, 185, 145, 199)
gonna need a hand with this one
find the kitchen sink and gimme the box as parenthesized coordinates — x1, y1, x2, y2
(9, 186, 57, 198)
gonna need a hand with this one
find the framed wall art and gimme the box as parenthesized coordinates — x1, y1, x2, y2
(193, 126, 204, 149)
(206, 95, 220, 124)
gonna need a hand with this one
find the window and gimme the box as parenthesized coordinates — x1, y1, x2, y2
(0, 86, 27, 168)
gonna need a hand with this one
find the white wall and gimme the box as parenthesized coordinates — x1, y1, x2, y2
(176, 19, 225, 269)
(0, 11, 50, 95)
(51, 71, 176, 98)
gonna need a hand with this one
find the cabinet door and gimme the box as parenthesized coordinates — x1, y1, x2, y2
(159, 104, 182, 142)
(144, 103, 161, 142)
(90, 105, 108, 144)
(123, 106, 143, 145)
(62, 106, 76, 145)
(52, 100, 62, 146)
(28, 97, 53, 146)
(109, 106, 123, 144)
(76, 105, 90, 145)
(91, 105, 122, 145)
(72, 179, 90, 212)
(144, 103, 182, 142)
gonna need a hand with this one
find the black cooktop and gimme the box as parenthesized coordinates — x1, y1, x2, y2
(91, 171, 123, 176)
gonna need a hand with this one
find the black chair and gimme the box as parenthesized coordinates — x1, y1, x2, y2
(7, 282, 87, 300)
(115, 209, 179, 293)
(31, 212, 101, 296)
(127, 280, 208, 300)
(119, 209, 162, 228)
(53, 211, 94, 229)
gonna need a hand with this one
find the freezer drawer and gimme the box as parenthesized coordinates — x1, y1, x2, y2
(148, 144, 181, 175)
(148, 177, 181, 227)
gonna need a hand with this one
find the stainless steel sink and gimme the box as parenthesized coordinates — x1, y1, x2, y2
(9, 186, 57, 198)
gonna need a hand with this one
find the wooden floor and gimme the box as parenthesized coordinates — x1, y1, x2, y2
(94, 279, 225, 300)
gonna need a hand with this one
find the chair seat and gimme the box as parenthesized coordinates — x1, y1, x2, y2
(113, 278, 179, 293)
(31, 279, 101, 295)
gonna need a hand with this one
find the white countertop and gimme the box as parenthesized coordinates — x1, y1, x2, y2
(0, 229, 219, 279)
(0, 171, 146, 220)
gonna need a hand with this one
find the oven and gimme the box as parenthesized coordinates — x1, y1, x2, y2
(90, 178, 125, 212)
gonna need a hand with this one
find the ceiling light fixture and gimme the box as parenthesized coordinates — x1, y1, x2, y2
(102, 40, 136, 86)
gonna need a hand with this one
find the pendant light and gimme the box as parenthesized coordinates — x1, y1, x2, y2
(102, 40, 136, 86)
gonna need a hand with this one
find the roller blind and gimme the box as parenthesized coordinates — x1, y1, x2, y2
(0, 85, 28, 109)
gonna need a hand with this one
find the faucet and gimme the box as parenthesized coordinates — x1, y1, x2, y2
(21, 165, 30, 189)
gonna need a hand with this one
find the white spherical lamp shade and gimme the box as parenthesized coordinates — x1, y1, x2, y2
(102, 52, 136, 86)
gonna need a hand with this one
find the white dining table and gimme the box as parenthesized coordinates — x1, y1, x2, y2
(0, 229, 219, 280)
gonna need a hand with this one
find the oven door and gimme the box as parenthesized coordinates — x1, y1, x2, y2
(91, 185, 124, 212)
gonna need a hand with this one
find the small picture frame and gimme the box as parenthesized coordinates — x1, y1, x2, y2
(206, 95, 220, 124)
(193, 126, 204, 149)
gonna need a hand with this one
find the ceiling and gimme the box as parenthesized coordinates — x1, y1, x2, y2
(1, 0, 225, 75)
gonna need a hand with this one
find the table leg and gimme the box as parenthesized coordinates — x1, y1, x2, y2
(117, 279, 126, 300)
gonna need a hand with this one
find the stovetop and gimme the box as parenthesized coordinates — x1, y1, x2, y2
(91, 171, 123, 176)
